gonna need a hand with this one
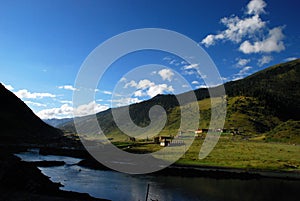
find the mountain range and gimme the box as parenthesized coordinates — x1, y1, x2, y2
(58, 59, 300, 144)
(0, 59, 298, 145)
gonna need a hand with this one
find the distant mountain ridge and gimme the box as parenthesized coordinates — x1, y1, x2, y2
(44, 118, 73, 128)
(60, 59, 300, 143)
(0, 83, 63, 144)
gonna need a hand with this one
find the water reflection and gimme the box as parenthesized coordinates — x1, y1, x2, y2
(16, 151, 299, 201)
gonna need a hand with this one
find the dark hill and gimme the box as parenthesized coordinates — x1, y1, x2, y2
(0, 83, 63, 144)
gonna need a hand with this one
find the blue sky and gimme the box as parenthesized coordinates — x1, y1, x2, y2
(0, 0, 299, 119)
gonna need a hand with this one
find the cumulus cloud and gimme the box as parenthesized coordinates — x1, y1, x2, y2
(158, 69, 174, 81)
(37, 101, 109, 119)
(58, 85, 77, 91)
(191, 81, 199, 85)
(37, 104, 73, 119)
(239, 27, 285, 54)
(124, 80, 138, 88)
(201, 0, 285, 54)
(15, 89, 56, 99)
(247, 0, 266, 15)
(3, 83, 14, 91)
(201, 14, 266, 46)
(236, 58, 251, 67)
(136, 79, 154, 89)
(74, 101, 109, 117)
(123, 79, 174, 98)
(258, 55, 273, 66)
(133, 90, 145, 97)
(147, 84, 174, 98)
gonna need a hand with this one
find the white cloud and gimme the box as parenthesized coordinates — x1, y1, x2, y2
(74, 101, 108, 117)
(134, 80, 174, 97)
(233, 66, 252, 80)
(123, 79, 174, 98)
(284, 57, 298, 62)
(258, 55, 273, 66)
(24, 101, 47, 107)
(239, 27, 285, 54)
(236, 58, 250, 67)
(195, 85, 208, 89)
(183, 63, 199, 70)
(147, 84, 174, 98)
(3, 83, 14, 91)
(136, 79, 154, 89)
(15, 89, 56, 99)
(158, 69, 174, 81)
(163, 56, 172, 61)
(120, 77, 127, 82)
(37, 104, 73, 119)
(111, 97, 142, 107)
(201, 14, 266, 46)
(134, 90, 145, 97)
(101, 90, 112, 95)
(221, 77, 228, 81)
(124, 80, 137, 88)
(201, 0, 285, 55)
(191, 80, 199, 85)
(37, 101, 109, 119)
(150, 71, 157, 75)
(182, 84, 189, 88)
(58, 85, 77, 91)
(59, 100, 73, 104)
(247, 0, 267, 15)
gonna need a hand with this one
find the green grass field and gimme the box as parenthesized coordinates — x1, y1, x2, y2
(113, 136, 300, 171)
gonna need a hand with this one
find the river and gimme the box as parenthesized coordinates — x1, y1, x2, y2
(15, 149, 299, 201)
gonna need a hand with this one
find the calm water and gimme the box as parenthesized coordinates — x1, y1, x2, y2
(16, 150, 299, 201)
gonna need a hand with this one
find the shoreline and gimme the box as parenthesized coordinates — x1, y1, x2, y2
(76, 154, 300, 180)
(11, 145, 300, 180)
(0, 148, 110, 201)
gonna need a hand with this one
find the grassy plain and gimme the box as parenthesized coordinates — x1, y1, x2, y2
(113, 136, 300, 171)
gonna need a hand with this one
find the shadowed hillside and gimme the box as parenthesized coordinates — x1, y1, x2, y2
(0, 83, 63, 144)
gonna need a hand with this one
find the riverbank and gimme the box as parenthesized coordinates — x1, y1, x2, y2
(7, 144, 300, 180)
(0, 149, 110, 201)
(76, 156, 300, 180)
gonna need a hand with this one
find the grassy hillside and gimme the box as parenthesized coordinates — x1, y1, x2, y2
(224, 59, 300, 120)
(60, 59, 300, 143)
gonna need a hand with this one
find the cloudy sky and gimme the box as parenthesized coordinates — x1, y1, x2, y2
(1, 0, 299, 119)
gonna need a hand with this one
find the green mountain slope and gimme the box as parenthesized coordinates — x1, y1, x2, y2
(60, 59, 300, 143)
(224, 59, 300, 120)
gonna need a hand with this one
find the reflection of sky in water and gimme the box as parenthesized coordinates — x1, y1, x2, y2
(15, 151, 82, 164)
(16, 152, 300, 201)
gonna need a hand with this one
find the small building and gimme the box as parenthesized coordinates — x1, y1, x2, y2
(159, 136, 173, 147)
(194, 129, 209, 137)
